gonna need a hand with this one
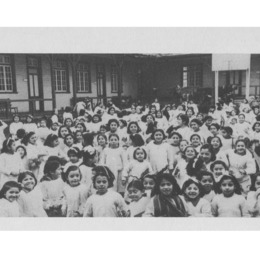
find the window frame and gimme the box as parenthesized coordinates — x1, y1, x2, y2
(111, 65, 119, 93)
(0, 54, 17, 93)
(181, 64, 203, 88)
(52, 59, 70, 93)
(76, 62, 91, 93)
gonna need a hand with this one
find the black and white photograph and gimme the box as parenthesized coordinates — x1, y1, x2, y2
(0, 50, 260, 219)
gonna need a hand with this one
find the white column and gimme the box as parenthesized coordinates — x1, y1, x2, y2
(215, 71, 219, 104)
(245, 68, 250, 99)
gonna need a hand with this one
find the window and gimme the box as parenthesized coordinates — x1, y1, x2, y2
(76, 63, 91, 92)
(111, 65, 118, 93)
(182, 65, 202, 88)
(0, 55, 14, 92)
(52, 60, 69, 92)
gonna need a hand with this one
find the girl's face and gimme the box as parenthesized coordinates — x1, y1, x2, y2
(154, 131, 163, 143)
(210, 126, 218, 135)
(238, 115, 245, 124)
(52, 124, 59, 131)
(109, 136, 119, 148)
(255, 124, 260, 132)
(60, 127, 69, 137)
(29, 134, 37, 145)
(156, 111, 162, 118)
(180, 141, 188, 152)
(143, 177, 155, 190)
(190, 122, 199, 132)
(65, 119, 72, 127)
(21, 175, 36, 192)
(136, 107, 141, 114)
(236, 142, 246, 154)
(10, 142, 16, 153)
(53, 165, 62, 180)
(211, 138, 220, 149)
(200, 148, 212, 163)
(221, 179, 235, 197)
(110, 122, 118, 132)
(129, 124, 138, 134)
(98, 136, 106, 146)
(255, 176, 260, 190)
(76, 124, 84, 133)
(93, 116, 99, 123)
(5, 187, 20, 202)
(95, 176, 109, 195)
(109, 108, 115, 115)
(159, 179, 173, 196)
(187, 109, 193, 117)
(100, 127, 106, 135)
(40, 120, 47, 127)
(171, 135, 181, 146)
(76, 132, 83, 142)
(150, 107, 156, 114)
(185, 183, 200, 200)
(200, 176, 213, 193)
(197, 114, 203, 121)
(221, 129, 228, 138)
(69, 154, 79, 164)
(52, 138, 59, 147)
(131, 108, 136, 114)
(17, 147, 25, 158)
(231, 110, 236, 116)
(146, 115, 153, 124)
(68, 170, 81, 187)
(128, 187, 143, 202)
(27, 117, 32, 123)
(178, 105, 183, 111)
(185, 147, 196, 159)
(213, 164, 225, 178)
(191, 136, 201, 147)
(14, 116, 19, 123)
(177, 117, 183, 126)
(254, 108, 259, 115)
(65, 136, 74, 146)
(135, 149, 145, 162)
(230, 118, 237, 125)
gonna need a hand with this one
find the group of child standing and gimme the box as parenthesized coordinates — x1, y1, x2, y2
(0, 97, 260, 217)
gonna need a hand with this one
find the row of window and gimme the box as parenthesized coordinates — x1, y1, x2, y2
(0, 55, 119, 93)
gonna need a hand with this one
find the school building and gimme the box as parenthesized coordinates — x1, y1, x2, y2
(0, 53, 259, 119)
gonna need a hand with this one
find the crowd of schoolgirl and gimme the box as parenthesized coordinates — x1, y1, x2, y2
(1, 97, 260, 217)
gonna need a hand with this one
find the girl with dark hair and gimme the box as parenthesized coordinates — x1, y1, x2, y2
(57, 125, 72, 152)
(211, 175, 250, 217)
(75, 122, 87, 134)
(62, 133, 75, 157)
(89, 114, 102, 134)
(16, 145, 29, 170)
(181, 179, 212, 217)
(0, 181, 21, 217)
(23, 114, 38, 134)
(224, 139, 256, 195)
(167, 132, 182, 161)
(9, 114, 23, 137)
(63, 147, 82, 172)
(126, 133, 145, 162)
(37, 117, 52, 144)
(190, 134, 202, 153)
(74, 130, 84, 151)
(17, 171, 47, 217)
(122, 147, 153, 187)
(173, 145, 198, 188)
(64, 118, 75, 133)
(83, 166, 129, 217)
(143, 114, 157, 143)
(22, 132, 47, 181)
(146, 129, 173, 174)
(100, 134, 127, 192)
(155, 110, 168, 132)
(61, 166, 91, 217)
(199, 144, 217, 172)
(44, 134, 67, 161)
(127, 180, 150, 217)
(198, 171, 217, 203)
(176, 114, 192, 141)
(0, 138, 24, 188)
(40, 159, 64, 217)
(79, 146, 97, 187)
(96, 134, 107, 163)
(144, 173, 188, 217)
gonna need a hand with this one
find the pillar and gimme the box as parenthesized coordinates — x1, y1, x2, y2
(245, 68, 250, 99)
(215, 71, 219, 104)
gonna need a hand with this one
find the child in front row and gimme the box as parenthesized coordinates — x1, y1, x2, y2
(198, 171, 216, 203)
(211, 175, 250, 217)
(83, 166, 129, 217)
(17, 171, 47, 217)
(127, 180, 150, 217)
(61, 166, 91, 217)
(0, 181, 21, 217)
(181, 179, 212, 217)
(142, 174, 156, 198)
